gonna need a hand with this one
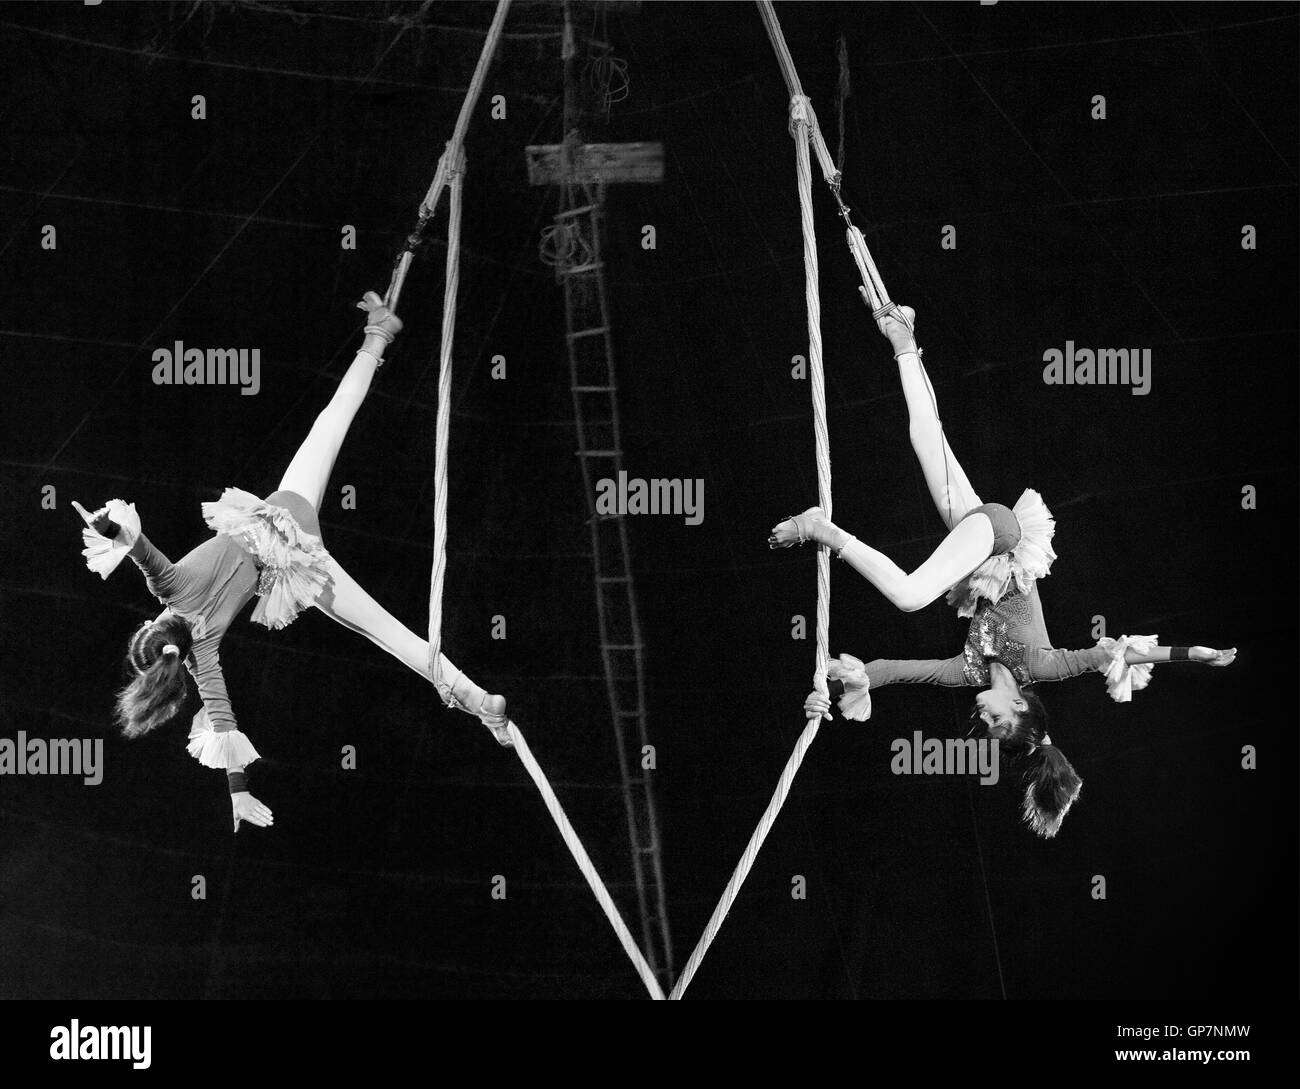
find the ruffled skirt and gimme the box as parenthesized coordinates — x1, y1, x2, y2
(945, 488, 1057, 618)
(201, 487, 333, 630)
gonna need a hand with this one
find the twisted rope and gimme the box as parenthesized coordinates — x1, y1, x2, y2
(507, 723, 666, 999)
(670, 0, 911, 1002)
(669, 85, 833, 1005)
(385, 0, 511, 315)
(373, 0, 661, 997)
(426, 160, 463, 698)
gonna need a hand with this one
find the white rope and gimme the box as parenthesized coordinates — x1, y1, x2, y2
(670, 88, 833, 1004)
(386, 0, 511, 315)
(668, 718, 820, 1000)
(507, 722, 667, 999)
(419, 0, 512, 219)
(353, 0, 660, 997)
(671, 0, 912, 1001)
(397, 0, 661, 998)
(759, 1, 899, 322)
(426, 159, 463, 694)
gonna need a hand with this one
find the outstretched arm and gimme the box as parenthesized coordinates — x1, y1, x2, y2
(874, 303, 983, 530)
(1033, 638, 1238, 702)
(186, 640, 273, 830)
(1125, 645, 1237, 667)
(861, 655, 969, 688)
(126, 534, 181, 600)
(807, 652, 969, 722)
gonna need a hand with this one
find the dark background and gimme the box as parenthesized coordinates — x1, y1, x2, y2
(0, 0, 1295, 1001)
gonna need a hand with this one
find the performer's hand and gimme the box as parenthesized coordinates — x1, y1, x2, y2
(1191, 646, 1237, 667)
(231, 791, 274, 833)
(804, 691, 832, 722)
(356, 290, 403, 341)
(71, 500, 129, 543)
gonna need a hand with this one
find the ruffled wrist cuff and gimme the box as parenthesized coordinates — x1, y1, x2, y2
(1095, 633, 1160, 703)
(187, 712, 260, 770)
(76, 499, 140, 580)
(826, 653, 873, 721)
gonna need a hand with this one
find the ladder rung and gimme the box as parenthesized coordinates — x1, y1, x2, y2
(598, 575, 630, 583)
(577, 448, 622, 457)
(573, 384, 615, 392)
(555, 203, 597, 220)
(567, 326, 610, 339)
(603, 643, 642, 651)
(563, 261, 604, 275)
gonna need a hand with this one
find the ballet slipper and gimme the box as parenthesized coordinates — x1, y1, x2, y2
(874, 302, 917, 354)
(477, 693, 513, 748)
(768, 506, 829, 550)
(442, 669, 513, 747)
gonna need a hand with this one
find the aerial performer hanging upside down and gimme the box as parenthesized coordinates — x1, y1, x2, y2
(771, 302, 1236, 837)
(73, 292, 508, 832)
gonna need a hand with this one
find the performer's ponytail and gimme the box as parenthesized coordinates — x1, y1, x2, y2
(115, 615, 193, 738)
(1014, 691, 1082, 839)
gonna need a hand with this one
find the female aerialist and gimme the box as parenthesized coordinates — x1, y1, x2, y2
(772, 303, 1236, 837)
(74, 292, 507, 832)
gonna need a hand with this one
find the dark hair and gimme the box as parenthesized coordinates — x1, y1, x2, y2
(115, 614, 194, 738)
(1002, 690, 1083, 839)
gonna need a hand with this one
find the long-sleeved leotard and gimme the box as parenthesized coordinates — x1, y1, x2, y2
(862, 583, 1111, 690)
(129, 530, 257, 734)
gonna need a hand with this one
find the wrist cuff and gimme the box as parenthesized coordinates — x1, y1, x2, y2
(227, 771, 250, 794)
(1169, 646, 1190, 662)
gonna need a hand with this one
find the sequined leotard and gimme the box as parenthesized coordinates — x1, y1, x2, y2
(864, 584, 1111, 689)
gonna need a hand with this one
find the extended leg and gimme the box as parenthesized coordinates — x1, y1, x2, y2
(772, 507, 994, 613)
(277, 293, 399, 510)
(880, 307, 983, 529)
(313, 558, 507, 729)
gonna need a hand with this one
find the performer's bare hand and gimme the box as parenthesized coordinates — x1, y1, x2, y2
(1191, 646, 1237, 667)
(804, 691, 832, 722)
(71, 500, 128, 542)
(232, 791, 274, 832)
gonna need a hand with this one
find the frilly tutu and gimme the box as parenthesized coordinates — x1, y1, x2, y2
(201, 487, 333, 630)
(1096, 633, 1160, 702)
(826, 653, 873, 721)
(946, 488, 1058, 618)
(187, 708, 260, 769)
(75, 498, 141, 580)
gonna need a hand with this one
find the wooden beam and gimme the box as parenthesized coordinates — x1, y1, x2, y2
(526, 142, 664, 187)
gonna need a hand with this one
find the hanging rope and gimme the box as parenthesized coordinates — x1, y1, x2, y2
(835, 33, 850, 175)
(426, 156, 463, 705)
(669, 0, 906, 1001)
(384, 0, 512, 315)
(756, 1, 903, 328)
(507, 723, 665, 998)
(366, 0, 664, 999)
(670, 43, 833, 1010)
